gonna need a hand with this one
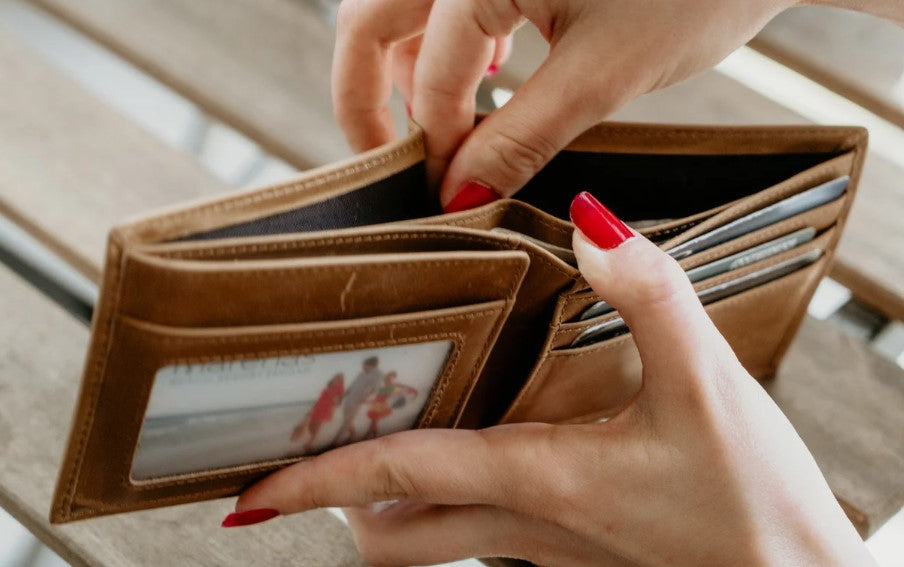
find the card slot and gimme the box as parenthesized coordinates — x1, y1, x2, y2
(676, 192, 846, 271)
(559, 221, 837, 326)
(502, 253, 827, 424)
(118, 249, 530, 328)
(659, 152, 854, 252)
(74, 300, 511, 513)
(141, 225, 522, 262)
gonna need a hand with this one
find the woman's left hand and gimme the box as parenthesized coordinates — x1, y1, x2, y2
(225, 194, 873, 567)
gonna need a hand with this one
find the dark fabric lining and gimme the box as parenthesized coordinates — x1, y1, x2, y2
(182, 163, 436, 241)
(180, 151, 840, 241)
(517, 151, 841, 221)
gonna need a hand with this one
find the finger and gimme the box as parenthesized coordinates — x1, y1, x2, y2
(236, 425, 547, 515)
(488, 34, 515, 74)
(412, 0, 525, 187)
(569, 193, 742, 389)
(390, 35, 423, 106)
(342, 503, 611, 567)
(332, 0, 434, 151)
(439, 35, 631, 208)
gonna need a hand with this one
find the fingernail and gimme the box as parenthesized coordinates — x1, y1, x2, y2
(485, 64, 499, 78)
(405, 103, 412, 118)
(221, 508, 280, 528)
(444, 181, 501, 213)
(569, 192, 633, 250)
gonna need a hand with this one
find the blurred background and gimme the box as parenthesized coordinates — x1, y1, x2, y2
(0, 0, 901, 565)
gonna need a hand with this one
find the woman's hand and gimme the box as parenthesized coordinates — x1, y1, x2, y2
(331, 0, 796, 207)
(227, 193, 875, 566)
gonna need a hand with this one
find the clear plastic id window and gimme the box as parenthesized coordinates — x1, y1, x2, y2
(131, 340, 453, 479)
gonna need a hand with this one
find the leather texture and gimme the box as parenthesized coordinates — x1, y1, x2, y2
(51, 121, 867, 523)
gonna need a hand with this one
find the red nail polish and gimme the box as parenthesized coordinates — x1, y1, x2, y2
(221, 508, 280, 528)
(569, 192, 633, 250)
(444, 181, 501, 213)
(485, 64, 499, 78)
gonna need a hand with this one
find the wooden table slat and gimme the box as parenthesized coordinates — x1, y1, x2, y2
(0, 29, 231, 281)
(26, 0, 352, 170)
(751, 6, 904, 131)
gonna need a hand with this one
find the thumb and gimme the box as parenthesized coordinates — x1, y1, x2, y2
(440, 48, 615, 212)
(569, 192, 740, 387)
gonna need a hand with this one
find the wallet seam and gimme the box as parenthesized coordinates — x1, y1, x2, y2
(59, 238, 127, 521)
(128, 258, 527, 279)
(152, 232, 513, 259)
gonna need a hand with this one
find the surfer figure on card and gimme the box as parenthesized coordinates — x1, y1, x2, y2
(290, 373, 344, 453)
(363, 371, 418, 439)
(331, 356, 385, 446)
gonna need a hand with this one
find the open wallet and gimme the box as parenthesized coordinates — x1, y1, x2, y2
(51, 121, 867, 523)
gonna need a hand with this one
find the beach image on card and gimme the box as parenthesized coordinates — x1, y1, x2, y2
(130, 340, 454, 480)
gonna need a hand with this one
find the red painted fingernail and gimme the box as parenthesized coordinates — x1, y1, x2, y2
(221, 508, 280, 528)
(485, 64, 499, 78)
(569, 192, 633, 250)
(444, 181, 501, 213)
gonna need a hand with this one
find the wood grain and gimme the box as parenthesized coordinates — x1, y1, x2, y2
(751, 5, 904, 130)
(769, 318, 904, 536)
(26, 0, 352, 170)
(0, 31, 229, 282)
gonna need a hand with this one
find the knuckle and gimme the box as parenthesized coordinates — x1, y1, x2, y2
(486, 126, 556, 182)
(622, 246, 690, 307)
(371, 436, 420, 500)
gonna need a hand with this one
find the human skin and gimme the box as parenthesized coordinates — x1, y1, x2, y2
(330, 0, 904, 205)
(229, 194, 877, 566)
(224, 1, 904, 564)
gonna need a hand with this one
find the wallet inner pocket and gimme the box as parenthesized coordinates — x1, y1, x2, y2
(119, 249, 529, 327)
(173, 148, 845, 244)
(514, 149, 844, 222)
(502, 250, 827, 424)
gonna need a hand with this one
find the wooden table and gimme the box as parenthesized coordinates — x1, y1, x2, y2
(1, 1, 903, 564)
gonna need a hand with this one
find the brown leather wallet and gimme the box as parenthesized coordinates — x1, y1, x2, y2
(51, 121, 867, 523)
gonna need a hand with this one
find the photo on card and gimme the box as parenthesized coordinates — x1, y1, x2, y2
(130, 340, 454, 480)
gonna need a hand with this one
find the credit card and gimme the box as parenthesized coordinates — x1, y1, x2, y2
(569, 249, 823, 348)
(666, 176, 847, 260)
(578, 227, 817, 321)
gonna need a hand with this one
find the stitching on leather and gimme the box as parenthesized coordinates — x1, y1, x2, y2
(132, 138, 422, 233)
(684, 217, 837, 269)
(662, 159, 849, 248)
(509, 249, 824, 419)
(577, 126, 859, 141)
(59, 239, 127, 519)
(154, 232, 510, 259)
(122, 308, 501, 344)
(132, 258, 526, 280)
